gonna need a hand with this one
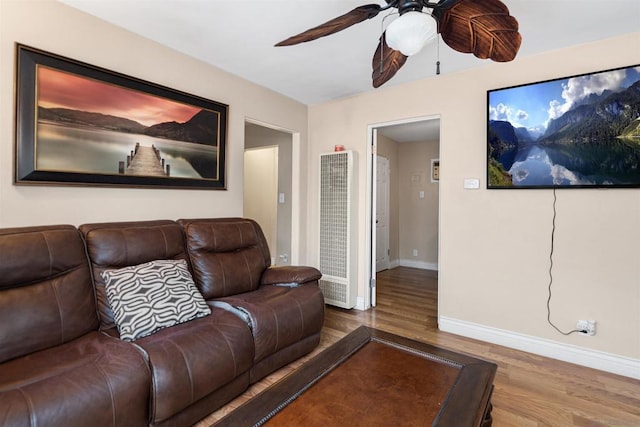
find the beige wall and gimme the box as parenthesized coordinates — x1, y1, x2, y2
(308, 33, 640, 361)
(0, 0, 308, 243)
(398, 140, 439, 268)
(244, 147, 278, 260)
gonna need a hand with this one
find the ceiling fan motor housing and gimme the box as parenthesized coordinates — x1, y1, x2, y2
(397, 0, 424, 15)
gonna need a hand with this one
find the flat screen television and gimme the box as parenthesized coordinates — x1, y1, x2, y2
(487, 64, 640, 189)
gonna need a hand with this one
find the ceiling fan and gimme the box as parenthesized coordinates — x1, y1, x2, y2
(275, 0, 522, 88)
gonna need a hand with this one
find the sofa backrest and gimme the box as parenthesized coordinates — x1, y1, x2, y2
(0, 225, 99, 363)
(79, 220, 189, 332)
(178, 218, 271, 299)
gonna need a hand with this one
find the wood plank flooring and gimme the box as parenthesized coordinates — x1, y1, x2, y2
(199, 267, 640, 426)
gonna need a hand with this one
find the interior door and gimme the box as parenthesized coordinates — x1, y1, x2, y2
(376, 155, 390, 272)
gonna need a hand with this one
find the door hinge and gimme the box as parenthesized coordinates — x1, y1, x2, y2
(370, 278, 376, 289)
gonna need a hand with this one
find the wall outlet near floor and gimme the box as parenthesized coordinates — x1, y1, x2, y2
(577, 320, 596, 336)
(412, 249, 418, 257)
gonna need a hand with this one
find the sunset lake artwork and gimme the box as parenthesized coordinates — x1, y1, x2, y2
(35, 66, 221, 180)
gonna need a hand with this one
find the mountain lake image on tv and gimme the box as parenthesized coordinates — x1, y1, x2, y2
(487, 64, 640, 188)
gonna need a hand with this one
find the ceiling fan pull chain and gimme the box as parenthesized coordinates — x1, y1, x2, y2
(436, 29, 441, 75)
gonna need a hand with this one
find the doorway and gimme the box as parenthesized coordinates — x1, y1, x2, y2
(367, 116, 441, 308)
(244, 120, 298, 266)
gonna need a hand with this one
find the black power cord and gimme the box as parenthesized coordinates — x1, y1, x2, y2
(546, 188, 584, 335)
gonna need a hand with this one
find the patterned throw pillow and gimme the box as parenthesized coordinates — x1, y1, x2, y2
(101, 259, 211, 341)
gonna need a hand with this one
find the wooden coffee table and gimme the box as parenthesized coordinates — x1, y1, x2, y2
(214, 326, 496, 427)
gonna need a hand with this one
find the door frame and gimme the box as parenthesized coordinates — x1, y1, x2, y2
(375, 154, 390, 273)
(365, 115, 441, 310)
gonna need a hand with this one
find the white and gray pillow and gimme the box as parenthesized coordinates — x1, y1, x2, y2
(101, 259, 210, 341)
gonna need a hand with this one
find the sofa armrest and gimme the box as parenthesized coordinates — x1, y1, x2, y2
(261, 266, 322, 286)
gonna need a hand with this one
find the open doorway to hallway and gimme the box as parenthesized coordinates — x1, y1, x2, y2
(244, 121, 296, 267)
(368, 117, 440, 308)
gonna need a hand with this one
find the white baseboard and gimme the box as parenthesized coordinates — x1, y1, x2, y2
(438, 316, 640, 379)
(398, 259, 438, 271)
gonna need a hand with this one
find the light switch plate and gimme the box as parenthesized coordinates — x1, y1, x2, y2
(464, 179, 480, 189)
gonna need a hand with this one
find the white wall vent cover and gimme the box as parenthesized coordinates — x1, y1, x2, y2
(319, 151, 356, 308)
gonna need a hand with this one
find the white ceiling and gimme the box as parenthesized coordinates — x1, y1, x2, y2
(58, 0, 640, 108)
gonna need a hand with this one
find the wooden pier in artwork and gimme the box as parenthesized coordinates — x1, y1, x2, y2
(119, 143, 170, 176)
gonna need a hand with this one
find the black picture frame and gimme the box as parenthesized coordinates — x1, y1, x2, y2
(15, 44, 227, 189)
(487, 64, 640, 189)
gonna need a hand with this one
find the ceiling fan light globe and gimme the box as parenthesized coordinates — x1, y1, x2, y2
(385, 11, 437, 56)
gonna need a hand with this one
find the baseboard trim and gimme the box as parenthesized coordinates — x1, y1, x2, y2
(398, 259, 438, 271)
(438, 316, 640, 379)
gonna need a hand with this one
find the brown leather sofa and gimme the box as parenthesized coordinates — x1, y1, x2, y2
(0, 218, 324, 427)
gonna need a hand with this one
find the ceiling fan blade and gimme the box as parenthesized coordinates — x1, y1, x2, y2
(433, 0, 522, 62)
(276, 4, 382, 46)
(371, 34, 408, 88)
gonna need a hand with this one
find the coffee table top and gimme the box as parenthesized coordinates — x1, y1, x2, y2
(214, 326, 496, 427)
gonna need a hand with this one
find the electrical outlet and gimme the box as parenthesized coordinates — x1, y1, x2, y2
(412, 249, 418, 257)
(586, 320, 596, 336)
(577, 319, 596, 336)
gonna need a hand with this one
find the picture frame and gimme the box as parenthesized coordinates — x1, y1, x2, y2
(487, 63, 640, 189)
(15, 44, 228, 189)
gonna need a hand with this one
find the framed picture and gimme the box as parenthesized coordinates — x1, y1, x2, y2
(15, 44, 227, 189)
(487, 64, 640, 189)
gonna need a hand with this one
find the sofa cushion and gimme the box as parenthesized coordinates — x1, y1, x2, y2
(79, 220, 189, 332)
(178, 218, 271, 298)
(134, 309, 254, 423)
(214, 283, 325, 364)
(0, 225, 99, 364)
(102, 259, 211, 341)
(0, 331, 151, 427)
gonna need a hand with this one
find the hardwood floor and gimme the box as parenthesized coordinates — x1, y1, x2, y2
(199, 267, 640, 426)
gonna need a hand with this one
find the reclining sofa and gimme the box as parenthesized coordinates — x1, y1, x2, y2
(0, 218, 325, 427)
